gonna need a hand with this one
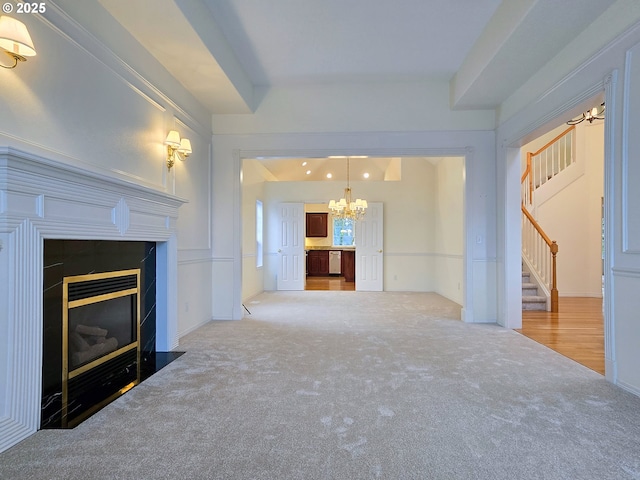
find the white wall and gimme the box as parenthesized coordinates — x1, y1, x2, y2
(0, 3, 214, 340)
(241, 159, 266, 301)
(261, 158, 437, 293)
(496, 1, 640, 394)
(433, 158, 465, 305)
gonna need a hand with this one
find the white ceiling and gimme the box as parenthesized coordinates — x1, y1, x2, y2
(200, 0, 502, 86)
(100, 0, 615, 114)
(251, 156, 402, 182)
(97, 0, 615, 180)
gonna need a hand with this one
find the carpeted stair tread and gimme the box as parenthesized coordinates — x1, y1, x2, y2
(523, 295, 547, 302)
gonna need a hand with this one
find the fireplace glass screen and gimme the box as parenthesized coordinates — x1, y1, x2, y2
(62, 269, 140, 427)
(67, 295, 136, 369)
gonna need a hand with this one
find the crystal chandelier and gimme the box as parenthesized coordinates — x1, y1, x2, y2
(328, 157, 368, 220)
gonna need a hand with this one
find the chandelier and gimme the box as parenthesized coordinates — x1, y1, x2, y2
(567, 103, 605, 125)
(328, 157, 368, 220)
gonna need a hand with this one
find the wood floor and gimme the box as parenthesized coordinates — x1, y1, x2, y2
(305, 275, 355, 291)
(517, 297, 605, 374)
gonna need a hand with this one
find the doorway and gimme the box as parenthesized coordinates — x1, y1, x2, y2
(520, 115, 604, 307)
(516, 96, 605, 373)
(240, 155, 466, 309)
(303, 201, 384, 292)
(303, 203, 357, 292)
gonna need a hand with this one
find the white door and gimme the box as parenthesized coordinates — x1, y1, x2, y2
(356, 202, 383, 291)
(276, 203, 305, 290)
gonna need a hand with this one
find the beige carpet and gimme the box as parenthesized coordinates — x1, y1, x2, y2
(1, 291, 640, 479)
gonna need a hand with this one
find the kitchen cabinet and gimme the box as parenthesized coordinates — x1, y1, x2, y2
(341, 250, 355, 282)
(307, 250, 329, 276)
(306, 213, 328, 237)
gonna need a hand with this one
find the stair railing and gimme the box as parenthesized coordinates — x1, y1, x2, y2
(522, 206, 559, 312)
(521, 125, 575, 206)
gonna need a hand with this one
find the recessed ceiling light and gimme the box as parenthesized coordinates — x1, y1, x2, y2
(363, 172, 370, 179)
(302, 161, 308, 166)
(326, 173, 332, 179)
(306, 170, 311, 175)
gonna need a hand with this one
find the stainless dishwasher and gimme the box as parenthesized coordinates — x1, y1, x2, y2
(329, 250, 342, 275)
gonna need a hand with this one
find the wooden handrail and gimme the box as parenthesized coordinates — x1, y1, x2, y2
(522, 205, 559, 312)
(520, 159, 530, 184)
(521, 125, 575, 196)
(521, 205, 552, 246)
(530, 125, 575, 157)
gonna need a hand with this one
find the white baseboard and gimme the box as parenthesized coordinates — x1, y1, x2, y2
(617, 380, 640, 398)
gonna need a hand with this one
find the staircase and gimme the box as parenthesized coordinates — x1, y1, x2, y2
(522, 268, 547, 311)
(521, 126, 571, 312)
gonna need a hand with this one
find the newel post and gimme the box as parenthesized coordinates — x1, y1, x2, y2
(550, 240, 559, 312)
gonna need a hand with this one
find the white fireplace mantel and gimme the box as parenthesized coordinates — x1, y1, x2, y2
(0, 147, 187, 452)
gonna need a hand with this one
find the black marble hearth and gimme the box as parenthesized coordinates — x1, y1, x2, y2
(41, 240, 181, 428)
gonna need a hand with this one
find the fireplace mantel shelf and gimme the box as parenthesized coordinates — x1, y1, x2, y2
(1, 146, 188, 207)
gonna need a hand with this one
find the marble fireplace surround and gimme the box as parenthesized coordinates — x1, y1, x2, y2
(0, 147, 186, 452)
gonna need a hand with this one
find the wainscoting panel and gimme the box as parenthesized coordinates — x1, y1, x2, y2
(623, 43, 640, 253)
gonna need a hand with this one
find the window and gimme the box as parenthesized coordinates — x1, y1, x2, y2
(333, 217, 355, 246)
(256, 200, 263, 268)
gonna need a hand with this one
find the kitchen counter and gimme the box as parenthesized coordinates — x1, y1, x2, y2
(305, 246, 355, 251)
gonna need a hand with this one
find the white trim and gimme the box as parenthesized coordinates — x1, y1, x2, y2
(617, 380, 640, 398)
(384, 252, 464, 259)
(0, 149, 186, 453)
(232, 145, 475, 322)
(612, 267, 640, 278)
(178, 318, 213, 338)
(603, 71, 617, 385)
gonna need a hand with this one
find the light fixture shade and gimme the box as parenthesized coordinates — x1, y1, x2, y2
(164, 130, 181, 148)
(178, 138, 192, 155)
(327, 156, 368, 220)
(0, 16, 36, 57)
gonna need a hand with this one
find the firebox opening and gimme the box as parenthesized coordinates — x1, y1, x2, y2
(62, 269, 140, 428)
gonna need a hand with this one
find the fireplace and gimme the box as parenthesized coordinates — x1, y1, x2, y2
(42, 240, 157, 428)
(1, 149, 185, 451)
(62, 269, 141, 427)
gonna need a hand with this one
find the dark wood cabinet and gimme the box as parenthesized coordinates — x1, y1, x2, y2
(306, 250, 329, 276)
(341, 250, 355, 282)
(306, 213, 328, 237)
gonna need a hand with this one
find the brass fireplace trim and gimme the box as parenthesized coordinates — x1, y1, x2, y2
(61, 268, 141, 427)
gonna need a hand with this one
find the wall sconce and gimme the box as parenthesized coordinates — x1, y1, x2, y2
(164, 130, 192, 170)
(0, 16, 37, 69)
